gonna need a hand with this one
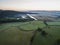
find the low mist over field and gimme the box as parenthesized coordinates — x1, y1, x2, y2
(0, 10, 60, 22)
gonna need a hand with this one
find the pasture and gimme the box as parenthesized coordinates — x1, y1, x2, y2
(0, 21, 60, 45)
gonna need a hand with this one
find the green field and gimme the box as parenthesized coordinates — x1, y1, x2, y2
(0, 21, 60, 45)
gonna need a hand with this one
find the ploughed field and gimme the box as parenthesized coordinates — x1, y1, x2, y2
(0, 21, 60, 45)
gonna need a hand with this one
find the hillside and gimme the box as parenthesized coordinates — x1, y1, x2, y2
(0, 10, 60, 18)
(0, 21, 60, 45)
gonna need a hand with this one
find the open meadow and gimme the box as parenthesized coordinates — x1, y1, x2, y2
(0, 21, 60, 45)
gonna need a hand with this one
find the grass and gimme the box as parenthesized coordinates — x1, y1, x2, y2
(47, 21, 60, 25)
(19, 21, 45, 30)
(0, 27, 33, 45)
(0, 21, 60, 45)
(33, 26, 60, 45)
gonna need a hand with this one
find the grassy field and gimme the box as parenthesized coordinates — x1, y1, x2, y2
(33, 26, 60, 45)
(0, 21, 60, 45)
(47, 21, 60, 25)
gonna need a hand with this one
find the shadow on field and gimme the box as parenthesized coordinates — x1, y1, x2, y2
(54, 39, 60, 45)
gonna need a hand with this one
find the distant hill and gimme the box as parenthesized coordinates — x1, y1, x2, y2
(0, 10, 60, 18)
(0, 10, 38, 18)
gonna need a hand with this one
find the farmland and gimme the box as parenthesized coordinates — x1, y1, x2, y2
(0, 21, 60, 45)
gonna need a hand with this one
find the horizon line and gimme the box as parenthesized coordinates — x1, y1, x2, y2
(0, 9, 60, 11)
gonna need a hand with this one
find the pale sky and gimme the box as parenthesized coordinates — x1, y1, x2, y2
(0, 0, 60, 11)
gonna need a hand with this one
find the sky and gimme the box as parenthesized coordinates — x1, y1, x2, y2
(0, 0, 60, 11)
